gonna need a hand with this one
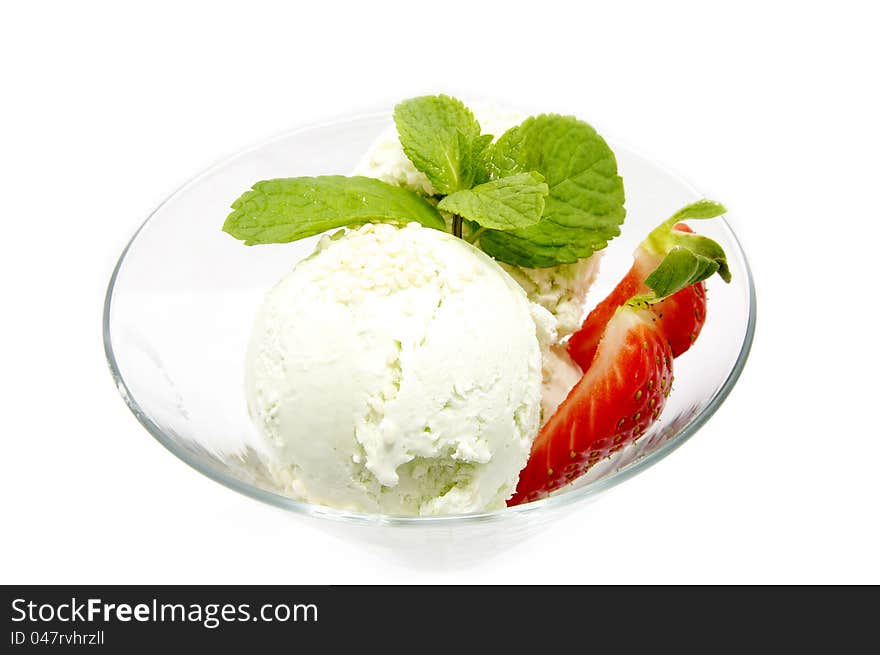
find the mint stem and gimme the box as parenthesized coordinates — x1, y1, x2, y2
(466, 226, 487, 244)
(452, 214, 463, 238)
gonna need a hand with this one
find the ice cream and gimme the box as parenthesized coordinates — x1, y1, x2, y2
(246, 223, 544, 515)
(499, 257, 601, 338)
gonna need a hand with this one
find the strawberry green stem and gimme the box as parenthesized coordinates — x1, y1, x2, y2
(643, 199, 727, 256)
(636, 199, 732, 303)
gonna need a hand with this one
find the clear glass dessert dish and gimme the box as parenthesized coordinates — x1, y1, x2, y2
(104, 112, 755, 561)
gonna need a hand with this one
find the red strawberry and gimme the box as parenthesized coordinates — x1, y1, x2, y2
(509, 304, 673, 506)
(568, 201, 729, 369)
(508, 200, 731, 506)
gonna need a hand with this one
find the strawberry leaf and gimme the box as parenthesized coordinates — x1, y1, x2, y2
(636, 199, 732, 301)
(667, 230, 731, 282)
(644, 247, 721, 298)
(643, 199, 727, 256)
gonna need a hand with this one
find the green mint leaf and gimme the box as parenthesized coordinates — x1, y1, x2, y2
(470, 133, 495, 185)
(393, 95, 484, 194)
(222, 176, 445, 245)
(437, 172, 548, 231)
(479, 114, 626, 267)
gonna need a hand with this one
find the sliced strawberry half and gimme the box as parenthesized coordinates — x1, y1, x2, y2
(509, 304, 673, 506)
(509, 200, 733, 506)
(568, 200, 730, 369)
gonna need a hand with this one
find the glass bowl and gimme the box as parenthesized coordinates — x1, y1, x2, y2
(104, 111, 755, 561)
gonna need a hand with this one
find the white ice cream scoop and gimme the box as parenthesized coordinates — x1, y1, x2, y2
(245, 223, 544, 515)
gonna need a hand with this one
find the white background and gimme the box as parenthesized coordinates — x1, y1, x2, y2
(2, 1, 878, 584)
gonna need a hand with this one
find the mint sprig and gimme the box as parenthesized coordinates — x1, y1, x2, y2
(223, 95, 631, 269)
(222, 176, 445, 245)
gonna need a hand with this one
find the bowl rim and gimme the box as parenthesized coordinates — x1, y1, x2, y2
(103, 111, 756, 528)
